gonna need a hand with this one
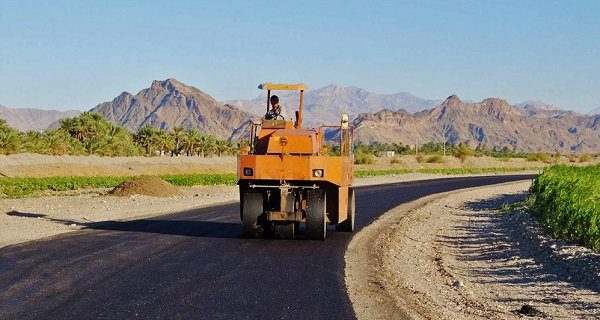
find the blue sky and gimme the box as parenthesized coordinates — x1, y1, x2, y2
(1, 0, 599, 113)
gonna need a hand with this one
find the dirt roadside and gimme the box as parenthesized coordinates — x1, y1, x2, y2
(346, 182, 600, 319)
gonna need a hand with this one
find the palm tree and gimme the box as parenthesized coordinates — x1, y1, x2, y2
(155, 131, 175, 156)
(197, 134, 216, 157)
(0, 119, 8, 131)
(134, 124, 159, 155)
(215, 140, 230, 157)
(183, 129, 201, 156)
(170, 126, 185, 156)
(45, 130, 71, 156)
(21, 130, 47, 154)
(0, 129, 21, 154)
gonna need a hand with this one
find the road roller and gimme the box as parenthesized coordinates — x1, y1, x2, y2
(237, 83, 354, 239)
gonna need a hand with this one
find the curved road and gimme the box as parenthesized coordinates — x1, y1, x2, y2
(0, 175, 534, 319)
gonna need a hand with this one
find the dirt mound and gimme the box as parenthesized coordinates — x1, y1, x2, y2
(109, 176, 183, 197)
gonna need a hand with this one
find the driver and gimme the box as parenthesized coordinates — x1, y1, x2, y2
(265, 95, 284, 120)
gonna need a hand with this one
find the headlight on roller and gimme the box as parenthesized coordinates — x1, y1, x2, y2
(313, 169, 324, 177)
(243, 168, 253, 176)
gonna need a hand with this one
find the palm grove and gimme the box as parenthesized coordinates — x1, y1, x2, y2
(0, 112, 239, 157)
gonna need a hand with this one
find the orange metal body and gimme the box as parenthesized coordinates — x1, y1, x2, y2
(238, 154, 353, 187)
(238, 83, 353, 227)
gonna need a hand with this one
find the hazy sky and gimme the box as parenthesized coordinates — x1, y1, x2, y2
(1, 0, 599, 113)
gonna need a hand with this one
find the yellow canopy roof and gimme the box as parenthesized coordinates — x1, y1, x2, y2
(258, 83, 308, 91)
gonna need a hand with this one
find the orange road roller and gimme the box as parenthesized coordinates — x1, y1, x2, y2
(238, 83, 355, 239)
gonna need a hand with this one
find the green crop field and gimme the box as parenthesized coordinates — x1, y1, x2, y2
(529, 164, 600, 250)
(354, 167, 538, 177)
(0, 173, 238, 198)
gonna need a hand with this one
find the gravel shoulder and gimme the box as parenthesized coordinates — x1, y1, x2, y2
(0, 172, 537, 249)
(346, 181, 600, 319)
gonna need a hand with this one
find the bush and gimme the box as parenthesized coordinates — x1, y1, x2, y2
(453, 143, 473, 163)
(354, 151, 375, 165)
(579, 153, 593, 163)
(568, 155, 578, 163)
(526, 152, 552, 163)
(529, 164, 600, 250)
(390, 156, 402, 164)
(416, 154, 425, 163)
(426, 155, 444, 163)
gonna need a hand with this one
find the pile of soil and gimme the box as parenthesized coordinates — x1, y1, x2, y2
(109, 176, 183, 197)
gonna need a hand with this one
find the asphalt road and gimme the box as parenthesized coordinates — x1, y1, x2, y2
(0, 174, 535, 320)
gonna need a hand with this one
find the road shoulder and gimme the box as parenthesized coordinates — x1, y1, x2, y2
(345, 181, 600, 319)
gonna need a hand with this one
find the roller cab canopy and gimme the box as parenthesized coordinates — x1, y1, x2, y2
(258, 83, 308, 91)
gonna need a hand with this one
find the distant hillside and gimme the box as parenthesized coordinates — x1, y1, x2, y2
(353, 95, 600, 153)
(589, 107, 600, 115)
(91, 79, 254, 140)
(0, 105, 80, 131)
(226, 84, 439, 127)
(3, 79, 599, 152)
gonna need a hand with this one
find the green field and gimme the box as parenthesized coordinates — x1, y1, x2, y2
(0, 173, 237, 198)
(529, 164, 600, 250)
(354, 167, 538, 177)
(0, 167, 538, 198)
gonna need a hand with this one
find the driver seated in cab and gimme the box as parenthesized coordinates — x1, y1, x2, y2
(264, 95, 284, 120)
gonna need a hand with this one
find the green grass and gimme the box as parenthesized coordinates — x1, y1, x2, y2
(0, 167, 539, 199)
(354, 167, 538, 177)
(0, 173, 237, 198)
(529, 164, 600, 250)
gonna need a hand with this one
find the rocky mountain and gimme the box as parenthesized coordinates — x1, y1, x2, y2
(226, 84, 439, 127)
(0, 105, 80, 131)
(91, 79, 254, 140)
(589, 107, 600, 116)
(353, 95, 600, 153)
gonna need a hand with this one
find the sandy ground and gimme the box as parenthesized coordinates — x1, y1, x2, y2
(0, 172, 538, 249)
(346, 182, 600, 319)
(0, 153, 579, 178)
(0, 153, 238, 177)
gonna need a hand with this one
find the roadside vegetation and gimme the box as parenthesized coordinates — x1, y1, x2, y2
(0, 168, 539, 198)
(529, 164, 600, 250)
(0, 173, 237, 198)
(345, 141, 596, 165)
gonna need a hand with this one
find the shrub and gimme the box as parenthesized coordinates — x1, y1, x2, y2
(426, 155, 444, 163)
(354, 151, 375, 165)
(416, 154, 425, 163)
(390, 156, 402, 164)
(453, 143, 473, 163)
(526, 152, 552, 163)
(529, 164, 600, 250)
(579, 153, 593, 163)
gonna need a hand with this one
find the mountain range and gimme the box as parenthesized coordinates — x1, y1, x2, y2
(91, 79, 253, 140)
(0, 105, 80, 132)
(1, 78, 599, 152)
(353, 95, 600, 153)
(226, 84, 439, 127)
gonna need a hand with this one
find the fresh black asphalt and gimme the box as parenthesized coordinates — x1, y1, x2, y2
(0, 174, 535, 319)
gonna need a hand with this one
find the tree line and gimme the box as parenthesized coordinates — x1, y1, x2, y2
(0, 112, 239, 157)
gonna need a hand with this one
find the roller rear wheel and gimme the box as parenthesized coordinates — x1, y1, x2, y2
(336, 187, 355, 232)
(242, 192, 265, 238)
(306, 190, 327, 240)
